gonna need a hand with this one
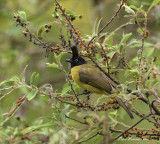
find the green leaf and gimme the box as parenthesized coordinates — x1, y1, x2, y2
(92, 18, 102, 35)
(18, 10, 27, 20)
(55, 52, 67, 61)
(125, 69, 140, 77)
(98, 58, 104, 63)
(24, 140, 33, 144)
(113, 33, 121, 40)
(107, 51, 117, 58)
(52, 11, 60, 18)
(60, 105, 70, 123)
(65, 9, 76, 16)
(29, 72, 39, 87)
(96, 95, 107, 105)
(144, 41, 153, 47)
(46, 62, 59, 69)
(37, 25, 45, 38)
(38, 36, 43, 40)
(124, 5, 135, 15)
(96, 18, 103, 34)
(144, 48, 154, 57)
(34, 73, 39, 87)
(22, 123, 57, 134)
(130, 5, 146, 16)
(127, 39, 141, 47)
(97, 32, 108, 40)
(92, 18, 98, 35)
(61, 83, 71, 95)
(72, 82, 80, 94)
(30, 72, 36, 86)
(20, 65, 28, 82)
(137, 27, 143, 34)
(27, 88, 38, 100)
(0, 130, 9, 138)
(0, 76, 19, 86)
(106, 37, 113, 46)
(136, 18, 145, 23)
(118, 33, 132, 51)
(108, 111, 118, 119)
(147, 0, 160, 13)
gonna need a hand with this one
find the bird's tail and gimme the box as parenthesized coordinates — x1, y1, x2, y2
(114, 97, 134, 119)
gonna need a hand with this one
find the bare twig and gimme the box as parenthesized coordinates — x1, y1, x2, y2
(56, 97, 77, 107)
(110, 128, 160, 137)
(113, 113, 151, 140)
(58, 62, 80, 102)
(102, 22, 133, 47)
(131, 109, 160, 126)
(88, 2, 123, 46)
(78, 132, 101, 144)
(65, 115, 89, 125)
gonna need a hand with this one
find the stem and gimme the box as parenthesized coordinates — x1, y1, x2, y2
(113, 113, 151, 140)
(88, 3, 123, 46)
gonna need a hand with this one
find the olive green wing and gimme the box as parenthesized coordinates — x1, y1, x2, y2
(79, 65, 134, 119)
(79, 65, 114, 94)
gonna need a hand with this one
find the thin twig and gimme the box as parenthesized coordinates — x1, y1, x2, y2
(131, 109, 160, 126)
(113, 113, 151, 140)
(59, 64, 80, 102)
(65, 115, 89, 125)
(102, 22, 133, 47)
(55, 0, 75, 31)
(110, 128, 160, 136)
(56, 97, 77, 107)
(78, 132, 101, 144)
(55, 0, 87, 48)
(88, 3, 123, 46)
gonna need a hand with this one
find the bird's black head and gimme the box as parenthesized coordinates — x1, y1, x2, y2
(66, 46, 87, 68)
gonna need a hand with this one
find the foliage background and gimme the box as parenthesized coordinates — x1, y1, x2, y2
(0, 0, 160, 143)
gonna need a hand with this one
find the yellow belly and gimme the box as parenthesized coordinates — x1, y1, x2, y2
(71, 65, 105, 94)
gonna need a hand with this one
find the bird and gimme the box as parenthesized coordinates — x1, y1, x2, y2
(66, 46, 134, 119)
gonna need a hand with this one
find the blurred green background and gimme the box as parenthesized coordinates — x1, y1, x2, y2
(0, 0, 160, 143)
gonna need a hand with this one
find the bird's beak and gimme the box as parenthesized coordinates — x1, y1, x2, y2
(66, 59, 71, 63)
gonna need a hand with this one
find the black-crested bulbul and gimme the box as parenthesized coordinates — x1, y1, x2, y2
(66, 46, 134, 119)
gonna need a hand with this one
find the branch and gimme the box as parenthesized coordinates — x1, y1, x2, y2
(55, 0, 87, 48)
(110, 128, 160, 137)
(113, 113, 151, 140)
(65, 115, 89, 125)
(56, 97, 77, 107)
(131, 109, 160, 126)
(88, 2, 123, 46)
(78, 132, 101, 144)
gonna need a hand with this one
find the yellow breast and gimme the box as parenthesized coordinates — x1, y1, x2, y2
(71, 65, 105, 94)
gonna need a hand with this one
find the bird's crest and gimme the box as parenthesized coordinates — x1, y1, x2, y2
(71, 46, 79, 58)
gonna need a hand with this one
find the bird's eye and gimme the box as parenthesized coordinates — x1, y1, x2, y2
(75, 59, 78, 62)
